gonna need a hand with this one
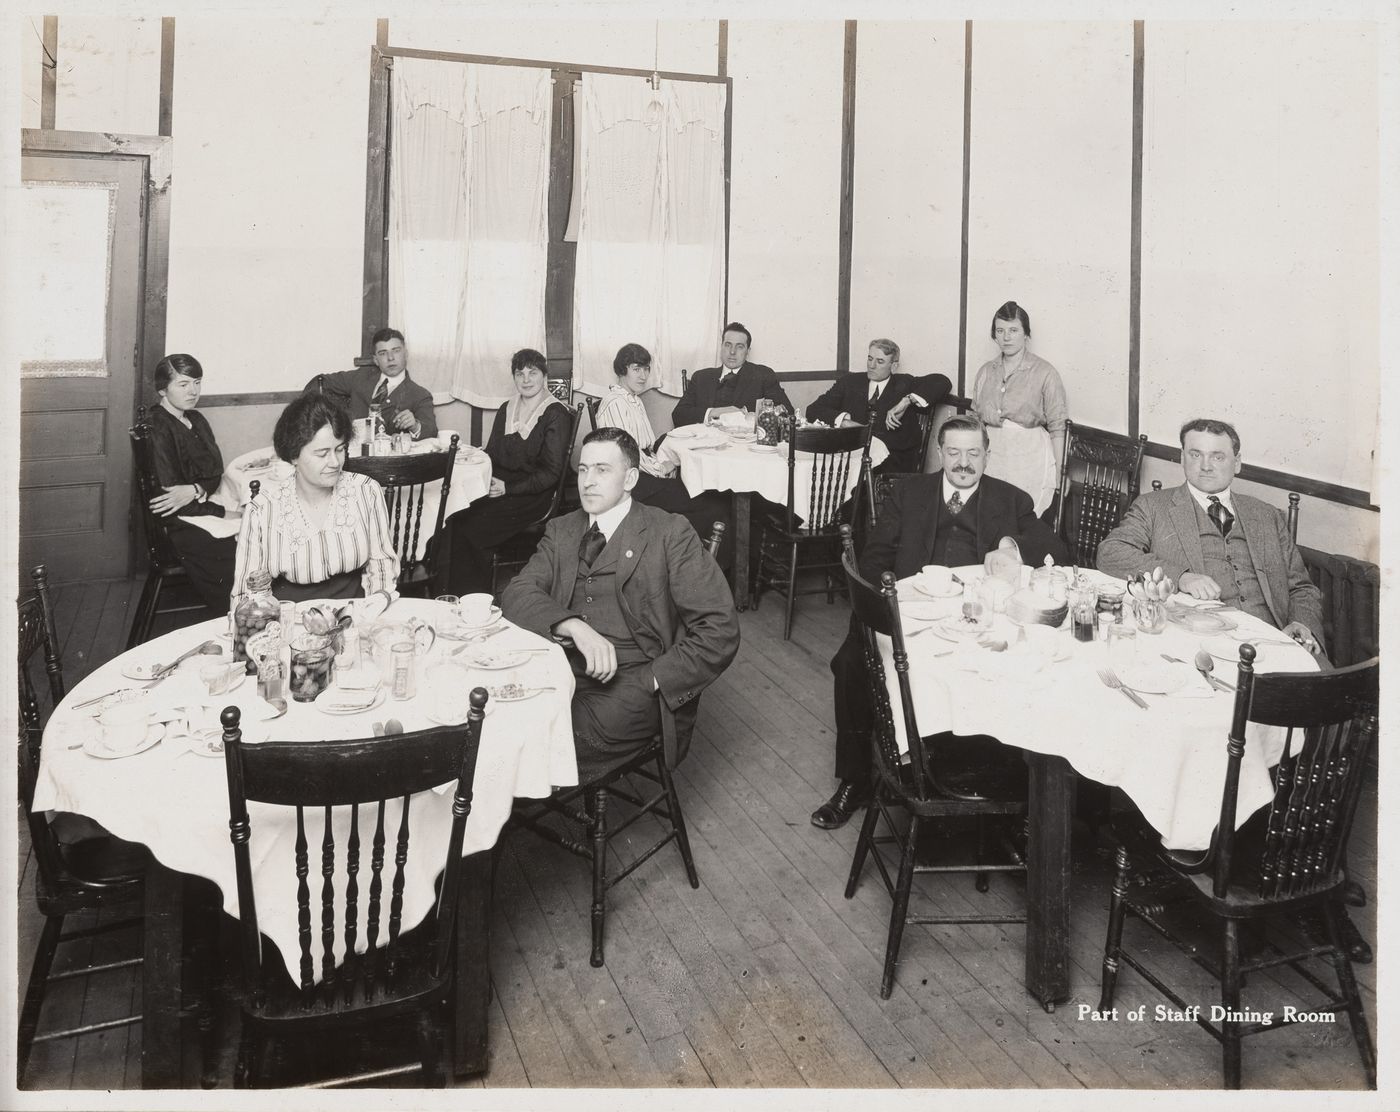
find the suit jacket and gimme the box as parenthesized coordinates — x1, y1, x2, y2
(501, 501, 741, 767)
(806, 372, 952, 464)
(860, 473, 1069, 581)
(1096, 483, 1323, 636)
(670, 362, 793, 427)
(311, 366, 438, 439)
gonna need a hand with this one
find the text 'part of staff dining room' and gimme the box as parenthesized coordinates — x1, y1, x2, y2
(9, 10, 1389, 1106)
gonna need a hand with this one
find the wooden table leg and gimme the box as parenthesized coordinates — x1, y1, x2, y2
(142, 860, 185, 1087)
(1025, 752, 1073, 1010)
(733, 491, 751, 610)
(452, 849, 493, 1079)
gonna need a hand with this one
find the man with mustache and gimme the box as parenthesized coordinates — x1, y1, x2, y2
(812, 414, 1069, 829)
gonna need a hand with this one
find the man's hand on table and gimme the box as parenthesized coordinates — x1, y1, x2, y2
(705, 406, 742, 425)
(391, 409, 420, 435)
(1178, 572, 1222, 600)
(555, 618, 617, 682)
(1281, 621, 1322, 655)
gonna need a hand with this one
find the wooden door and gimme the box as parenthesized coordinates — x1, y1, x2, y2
(18, 140, 151, 583)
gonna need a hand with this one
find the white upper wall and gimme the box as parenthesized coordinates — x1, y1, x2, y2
(56, 16, 160, 136)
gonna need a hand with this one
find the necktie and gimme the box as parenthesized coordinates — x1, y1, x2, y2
(869, 383, 882, 404)
(947, 491, 963, 515)
(1208, 495, 1233, 537)
(372, 379, 389, 407)
(579, 523, 606, 568)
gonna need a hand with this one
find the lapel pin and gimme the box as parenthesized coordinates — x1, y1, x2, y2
(625, 549, 634, 559)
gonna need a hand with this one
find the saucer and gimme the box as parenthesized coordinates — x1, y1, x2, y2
(899, 600, 945, 623)
(931, 615, 995, 643)
(748, 443, 778, 453)
(667, 426, 701, 439)
(439, 610, 503, 640)
(315, 688, 386, 715)
(913, 579, 962, 599)
(84, 723, 165, 760)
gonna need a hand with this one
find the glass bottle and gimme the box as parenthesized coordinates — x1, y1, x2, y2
(233, 569, 280, 664)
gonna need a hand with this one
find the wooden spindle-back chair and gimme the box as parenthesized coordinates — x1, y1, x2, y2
(1054, 420, 1147, 567)
(220, 692, 488, 1087)
(1098, 647, 1378, 1089)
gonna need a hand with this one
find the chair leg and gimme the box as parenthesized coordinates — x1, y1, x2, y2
(17, 914, 64, 1083)
(844, 795, 881, 899)
(126, 570, 162, 649)
(1098, 844, 1130, 1012)
(1322, 901, 1377, 1087)
(782, 541, 799, 641)
(1220, 918, 1243, 1089)
(657, 755, 699, 889)
(880, 815, 920, 1000)
(749, 533, 767, 611)
(418, 1008, 446, 1087)
(588, 787, 608, 968)
(234, 1020, 258, 1088)
(974, 815, 990, 893)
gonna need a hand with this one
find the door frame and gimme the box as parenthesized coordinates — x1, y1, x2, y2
(21, 129, 173, 573)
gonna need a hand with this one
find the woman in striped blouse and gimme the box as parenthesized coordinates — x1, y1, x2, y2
(593, 343, 693, 515)
(231, 395, 400, 606)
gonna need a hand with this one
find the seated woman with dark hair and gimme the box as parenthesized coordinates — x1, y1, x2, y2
(446, 348, 572, 594)
(147, 353, 238, 613)
(231, 394, 399, 605)
(592, 343, 693, 516)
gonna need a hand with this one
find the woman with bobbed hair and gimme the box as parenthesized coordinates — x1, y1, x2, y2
(592, 343, 693, 515)
(230, 394, 399, 605)
(446, 347, 573, 594)
(147, 353, 238, 612)
(970, 300, 1068, 516)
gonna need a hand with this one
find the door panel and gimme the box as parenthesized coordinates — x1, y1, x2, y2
(19, 149, 146, 582)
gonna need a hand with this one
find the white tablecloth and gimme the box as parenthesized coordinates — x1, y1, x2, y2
(659, 424, 888, 513)
(221, 434, 492, 561)
(878, 568, 1319, 852)
(34, 598, 577, 979)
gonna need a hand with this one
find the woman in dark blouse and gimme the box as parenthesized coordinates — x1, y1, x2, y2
(446, 348, 571, 594)
(148, 353, 237, 612)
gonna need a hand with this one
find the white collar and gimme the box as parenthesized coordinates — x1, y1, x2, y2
(377, 371, 407, 393)
(1186, 482, 1235, 515)
(590, 496, 634, 542)
(720, 365, 742, 378)
(868, 378, 889, 398)
(942, 474, 979, 505)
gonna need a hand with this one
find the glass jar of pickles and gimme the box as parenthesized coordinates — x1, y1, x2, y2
(232, 569, 280, 664)
(289, 633, 336, 703)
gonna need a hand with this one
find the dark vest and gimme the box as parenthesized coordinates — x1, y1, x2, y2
(1192, 500, 1273, 626)
(567, 535, 647, 660)
(713, 371, 741, 409)
(931, 489, 981, 568)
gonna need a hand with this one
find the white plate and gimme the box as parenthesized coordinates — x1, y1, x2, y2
(77, 687, 149, 717)
(439, 611, 503, 640)
(1111, 661, 1190, 696)
(490, 685, 544, 703)
(1166, 604, 1238, 634)
(931, 616, 996, 643)
(121, 651, 223, 681)
(667, 426, 701, 439)
(748, 443, 778, 453)
(84, 723, 165, 760)
(913, 579, 963, 600)
(460, 648, 531, 670)
(425, 704, 495, 725)
(1199, 635, 1305, 671)
(181, 729, 228, 759)
(899, 600, 946, 623)
(315, 688, 386, 716)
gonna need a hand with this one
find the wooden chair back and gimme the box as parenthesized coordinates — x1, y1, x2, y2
(582, 395, 602, 429)
(704, 521, 725, 558)
(129, 407, 186, 572)
(1208, 648, 1378, 901)
(221, 692, 488, 1013)
(532, 403, 586, 528)
(17, 565, 68, 889)
(343, 436, 459, 586)
(1287, 492, 1300, 542)
(1054, 420, 1147, 566)
(785, 423, 872, 532)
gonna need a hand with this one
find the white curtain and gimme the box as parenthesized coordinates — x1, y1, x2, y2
(573, 73, 727, 398)
(388, 59, 551, 407)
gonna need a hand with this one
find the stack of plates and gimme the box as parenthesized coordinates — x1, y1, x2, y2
(1005, 588, 1068, 628)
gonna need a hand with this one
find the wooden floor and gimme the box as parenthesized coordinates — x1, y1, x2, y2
(17, 575, 1379, 1091)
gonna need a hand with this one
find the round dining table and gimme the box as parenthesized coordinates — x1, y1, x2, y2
(33, 596, 577, 1084)
(220, 432, 493, 562)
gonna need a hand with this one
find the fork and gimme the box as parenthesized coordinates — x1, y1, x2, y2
(1097, 667, 1149, 710)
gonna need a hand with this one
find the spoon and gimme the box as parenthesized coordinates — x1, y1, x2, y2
(1193, 649, 1235, 692)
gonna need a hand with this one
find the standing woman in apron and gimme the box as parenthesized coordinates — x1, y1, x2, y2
(971, 301, 1068, 517)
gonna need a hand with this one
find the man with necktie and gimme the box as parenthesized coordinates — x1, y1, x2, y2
(804, 338, 952, 473)
(1096, 418, 1372, 963)
(501, 427, 740, 780)
(670, 322, 793, 428)
(812, 414, 1068, 829)
(310, 327, 438, 440)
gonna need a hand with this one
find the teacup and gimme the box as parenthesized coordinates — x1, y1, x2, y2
(99, 700, 149, 752)
(459, 593, 495, 627)
(918, 565, 953, 595)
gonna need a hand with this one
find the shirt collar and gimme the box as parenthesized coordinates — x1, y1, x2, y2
(1186, 482, 1235, 515)
(942, 474, 979, 505)
(720, 364, 743, 379)
(590, 496, 634, 542)
(378, 371, 407, 393)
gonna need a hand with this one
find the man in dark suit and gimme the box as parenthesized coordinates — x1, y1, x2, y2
(311, 327, 438, 440)
(805, 338, 951, 473)
(670, 321, 793, 427)
(501, 427, 741, 780)
(812, 414, 1069, 829)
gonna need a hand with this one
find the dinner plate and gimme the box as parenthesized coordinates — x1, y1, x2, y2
(913, 579, 962, 599)
(727, 431, 758, 443)
(181, 728, 228, 759)
(241, 455, 276, 471)
(120, 653, 219, 681)
(83, 723, 165, 760)
(1111, 660, 1190, 696)
(748, 443, 778, 453)
(930, 615, 996, 643)
(315, 687, 386, 715)
(1199, 635, 1305, 671)
(459, 648, 531, 670)
(1166, 603, 1238, 634)
(77, 687, 149, 717)
(439, 610, 503, 640)
(425, 703, 495, 725)
(899, 600, 946, 623)
(667, 426, 701, 439)
(490, 684, 544, 703)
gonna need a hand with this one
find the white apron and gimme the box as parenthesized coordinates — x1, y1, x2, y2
(985, 420, 1057, 516)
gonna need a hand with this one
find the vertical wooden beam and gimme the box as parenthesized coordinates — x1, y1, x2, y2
(40, 17, 58, 129)
(836, 21, 857, 373)
(141, 139, 174, 406)
(720, 22, 731, 321)
(376, 18, 389, 50)
(1128, 21, 1145, 440)
(544, 69, 577, 383)
(717, 19, 727, 77)
(956, 22, 973, 396)
(362, 47, 391, 357)
(158, 18, 175, 137)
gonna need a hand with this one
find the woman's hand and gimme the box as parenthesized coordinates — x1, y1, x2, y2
(487, 478, 506, 498)
(150, 484, 200, 516)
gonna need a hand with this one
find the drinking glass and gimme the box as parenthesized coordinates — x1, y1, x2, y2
(289, 634, 336, 703)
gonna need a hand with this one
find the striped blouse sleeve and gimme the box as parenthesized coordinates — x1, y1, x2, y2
(355, 476, 401, 603)
(230, 490, 271, 607)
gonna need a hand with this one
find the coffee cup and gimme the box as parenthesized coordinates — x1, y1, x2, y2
(919, 565, 953, 595)
(459, 593, 494, 627)
(99, 700, 149, 752)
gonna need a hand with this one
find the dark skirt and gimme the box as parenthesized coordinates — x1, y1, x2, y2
(631, 472, 695, 516)
(445, 490, 554, 595)
(166, 520, 237, 615)
(270, 569, 364, 603)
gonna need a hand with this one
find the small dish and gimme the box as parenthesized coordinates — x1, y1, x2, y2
(931, 615, 995, 643)
(439, 611, 503, 640)
(1166, 603, 1238, 634)
(490, 683, 543, 703)
(315, 688, 386, 716)
(899, 600, 946, 623)
(667, 426, 701, 440)
(748, 443, 777, 453)
(426, 703, 495, 725)
(84, 722, 165, 760)
(913, 579, 962, 600)
(460, 648, 531, 670)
